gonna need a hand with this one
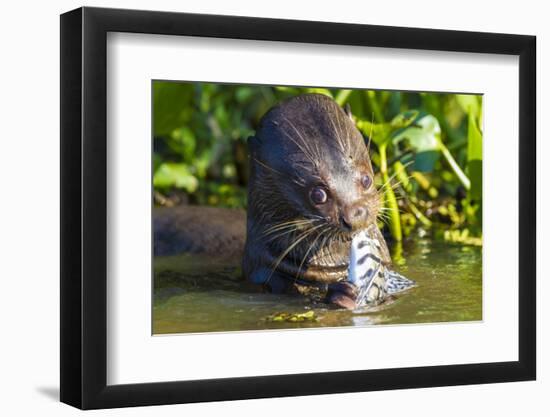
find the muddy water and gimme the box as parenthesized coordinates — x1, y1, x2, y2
(153, 235, 482, 334)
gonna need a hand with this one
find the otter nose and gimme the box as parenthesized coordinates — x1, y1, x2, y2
(341, 206, 367, 231)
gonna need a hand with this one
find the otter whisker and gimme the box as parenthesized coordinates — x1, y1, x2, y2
(281, 130, 318, 166)
(312, 226, 334, 262)
(263, 227, 313, 242)
(263, 224, 301, 236)
(378, 206, 405, 218)
(252, 157, 282, 176)
(377, 212, 392, 219)
(264, 218, 315, 229)
(388, 176, 415, 192)
(281, 117, 320, 164)
(343, 115, 353, 156)
(328, 116, 346, 155)
(365, 112, 375, 154)
(377, 171, 403, 192)
(265, 225, 314, 243)
(262, 219, 314, 235)
(379, 218, 391, 225)
(295, 225, 328, 279)
(376, 161, 415, 191)
(263, 218, 318, 243)
(267, 223, 326, 283)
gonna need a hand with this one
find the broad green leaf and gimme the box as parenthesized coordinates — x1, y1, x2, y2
(355, 119, 392, 146)
(390, 110, 419, 129)
(153, 163, 198, 192)
(392, 114, 441, 172)
(355, 110, 419, 148)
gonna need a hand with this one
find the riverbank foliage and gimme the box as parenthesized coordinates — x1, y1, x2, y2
(153, 82, 482, 246)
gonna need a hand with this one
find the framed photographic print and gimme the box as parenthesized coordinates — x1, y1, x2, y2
(60, 6, 536, 409)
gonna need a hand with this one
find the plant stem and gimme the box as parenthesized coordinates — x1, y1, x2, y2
(439, 141, 471, 190)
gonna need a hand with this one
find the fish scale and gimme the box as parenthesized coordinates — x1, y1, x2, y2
(348, 227, 416, 306)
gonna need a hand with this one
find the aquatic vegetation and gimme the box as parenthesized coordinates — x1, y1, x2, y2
(153, 82, 482, 245)
(265, 310, 318, 323)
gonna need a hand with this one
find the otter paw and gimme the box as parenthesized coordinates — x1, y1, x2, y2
(326, 282, 358, 310)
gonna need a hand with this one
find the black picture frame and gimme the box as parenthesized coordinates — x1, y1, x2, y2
(60, 6, 536, 410)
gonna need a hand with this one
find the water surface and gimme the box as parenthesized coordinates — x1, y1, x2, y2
(153, 235, 482, 334)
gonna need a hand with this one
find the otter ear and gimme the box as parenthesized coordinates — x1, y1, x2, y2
(344, 103, 354, 121)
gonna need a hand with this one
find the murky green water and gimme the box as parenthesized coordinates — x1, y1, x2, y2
(153, 235, 482, 334)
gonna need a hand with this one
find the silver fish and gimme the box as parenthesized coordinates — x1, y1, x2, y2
(348, 226, 415, 307)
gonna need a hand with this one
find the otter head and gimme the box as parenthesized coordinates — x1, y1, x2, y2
(249, 93, 381, 238)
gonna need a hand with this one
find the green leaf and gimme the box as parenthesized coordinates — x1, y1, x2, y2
(456, 95, 481, 119)
(390, 110, 419, 130)
(467, 113, 483, 200)
(169, 127, 196, 161)
(355, 119, 392, 146)
(355, 110, 419, 148)
(153, 163, 198, 192)
(392, 114, 441, 172)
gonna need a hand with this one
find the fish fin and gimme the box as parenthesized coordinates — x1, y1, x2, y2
(385, 270, 416, 294)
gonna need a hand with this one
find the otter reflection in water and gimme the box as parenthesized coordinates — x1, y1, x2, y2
(243, 94, 414, 309)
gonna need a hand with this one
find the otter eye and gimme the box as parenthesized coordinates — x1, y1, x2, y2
(310, 187, 328, 205)
(361, 174, 372, 189)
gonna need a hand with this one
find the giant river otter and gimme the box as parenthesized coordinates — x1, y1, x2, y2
(243, 94, 397, 308)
